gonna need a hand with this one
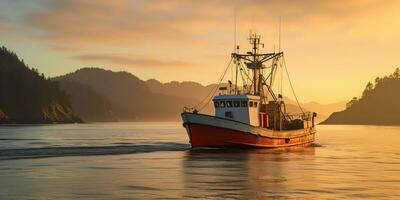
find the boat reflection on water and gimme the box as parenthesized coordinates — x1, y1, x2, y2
(182, 147, 316, 199)
(189, 145, 316, 155)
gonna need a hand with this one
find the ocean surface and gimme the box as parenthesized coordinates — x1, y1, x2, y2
(0, 122, 399, 199)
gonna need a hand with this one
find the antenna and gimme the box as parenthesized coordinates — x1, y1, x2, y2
(278, 16, 282, 52)
(234, 7, 237, 53)
(278, 17, 283, 99)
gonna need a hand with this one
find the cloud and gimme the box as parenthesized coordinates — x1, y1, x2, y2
(6, 0, 397, 72)
(0, 17, 6, 32)
(23, 1, 220, 46)
(74, 53, 193, 68)
(20, 0, 397, 47)
(0, 16, 12, 33)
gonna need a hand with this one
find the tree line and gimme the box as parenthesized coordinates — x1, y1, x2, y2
(0, 46, 78, 123)
(346, 68, 400, 109)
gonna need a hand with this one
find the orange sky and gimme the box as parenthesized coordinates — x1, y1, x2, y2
(1, 0, 400, 103)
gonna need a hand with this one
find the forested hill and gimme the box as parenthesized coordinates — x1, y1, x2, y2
(322, 68, 400, 125)
(53, 68, 200, 121)
(0, 47, 81, 124)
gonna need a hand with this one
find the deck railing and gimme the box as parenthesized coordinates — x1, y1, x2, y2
(286, 112, 313, 121)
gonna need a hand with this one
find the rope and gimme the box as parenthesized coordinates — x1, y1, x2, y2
(282, 56, 305, 114)
(193, 57, 233, 111)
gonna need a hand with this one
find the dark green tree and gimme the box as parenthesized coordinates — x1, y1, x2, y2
(0, 46, 81, 123)
(362, 81, 374, 97)
(393, 68, 400, 79)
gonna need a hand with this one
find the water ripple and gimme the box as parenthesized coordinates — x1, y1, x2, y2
(0, 142, 190, 160)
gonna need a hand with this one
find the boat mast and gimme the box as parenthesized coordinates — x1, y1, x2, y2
(250, 33, 263, 95)
(232, 32, 283, 98)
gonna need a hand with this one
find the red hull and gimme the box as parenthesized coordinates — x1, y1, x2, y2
(185, 123, 315, 148)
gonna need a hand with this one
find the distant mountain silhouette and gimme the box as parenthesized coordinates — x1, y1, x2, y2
(146, 79, 218, 115)
(322, 68, 400, 125)
(54, 67, 344, 122)
(146, 79, 217, 101)
(302, 101, 345, 117)
(0, 47, 81, 124)
(54, 68, 197, 121)
(57, 80, 116, 122)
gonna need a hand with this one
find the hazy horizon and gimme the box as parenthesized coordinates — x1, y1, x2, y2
(1, 0, 400, 103)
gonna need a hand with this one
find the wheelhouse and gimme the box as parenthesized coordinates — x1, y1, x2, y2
(213, 94, 260, 126)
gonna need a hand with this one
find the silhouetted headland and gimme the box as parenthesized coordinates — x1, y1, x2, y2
(0, 47, 81, 124)
(322, 68, 400, 125)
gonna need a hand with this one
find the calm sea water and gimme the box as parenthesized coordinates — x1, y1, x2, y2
(0, 122, 399, 199)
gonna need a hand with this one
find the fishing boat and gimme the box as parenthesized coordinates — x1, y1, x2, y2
(181, 33, 316, 148)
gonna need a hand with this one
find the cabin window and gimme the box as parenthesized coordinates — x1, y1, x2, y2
(220, 101, 225, 108)
(214, 101, 219, 108)
(226, 101, 233, 107)
(249, 101, 254, 107)
(225, 111, 234, 118)
(254, 102, 258, 107)
(241, 101, 248, 107)
(233, 101, 240, 107)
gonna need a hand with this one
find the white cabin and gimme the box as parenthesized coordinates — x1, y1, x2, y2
(212, 94, 260, 126)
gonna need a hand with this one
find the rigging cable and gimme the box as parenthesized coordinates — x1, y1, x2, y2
(231, 58, 234, 93)
(282, 56, 305, 114)
(239, 61, 252, 81)
(280, 57, 283, 99)
(270, 58, 277, 87)
(193, 57, 233, 111)
(239, 65, 248, 92)
(239, 60, 254, 93)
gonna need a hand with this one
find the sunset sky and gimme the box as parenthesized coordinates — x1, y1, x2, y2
(1, 0, 400, 103)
